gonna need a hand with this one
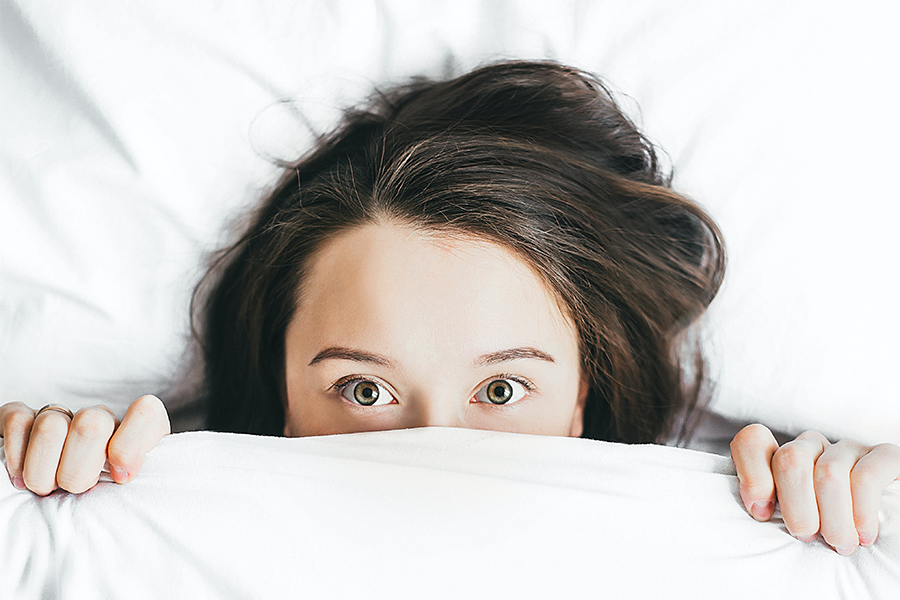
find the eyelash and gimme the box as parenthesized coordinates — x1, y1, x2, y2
(330, 374, 391, 394)
(328, 373, 537, 404)
(490, 374, 536, 393)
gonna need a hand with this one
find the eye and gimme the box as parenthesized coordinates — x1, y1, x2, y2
(474, 378, 531, 405)
(339, 379, 395, 406)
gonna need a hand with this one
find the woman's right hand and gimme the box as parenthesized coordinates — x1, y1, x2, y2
(1, 395, 170, 495)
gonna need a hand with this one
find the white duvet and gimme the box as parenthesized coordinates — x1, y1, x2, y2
(3, 1, 900, 598)
(2, 427, 898, 599)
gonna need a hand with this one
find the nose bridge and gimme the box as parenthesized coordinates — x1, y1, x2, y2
(405, 388, 466, 429)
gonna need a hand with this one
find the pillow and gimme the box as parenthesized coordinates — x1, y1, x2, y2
(2, 427, 898, 598)
(1, 0, 897, 443)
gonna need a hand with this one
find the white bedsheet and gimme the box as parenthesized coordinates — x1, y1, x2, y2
(2, 427, 898, 599)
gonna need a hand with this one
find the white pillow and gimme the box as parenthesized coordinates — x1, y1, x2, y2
(1, 0, 896, 444)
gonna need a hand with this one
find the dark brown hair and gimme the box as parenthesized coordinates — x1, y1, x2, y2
(191, 60, 725, 444)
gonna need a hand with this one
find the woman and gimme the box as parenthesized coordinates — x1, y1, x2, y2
(2, 61, 896, 556)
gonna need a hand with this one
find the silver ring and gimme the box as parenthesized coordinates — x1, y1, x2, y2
(36, 404, 75, 420)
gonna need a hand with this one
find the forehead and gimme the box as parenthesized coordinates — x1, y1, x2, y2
(291, 222, 578, 363)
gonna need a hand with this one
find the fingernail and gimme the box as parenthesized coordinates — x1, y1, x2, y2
(110, 466, 130, 482)
(750, 501, 773, 520)
(796, 534, 818, 543)
(835, 545, 857, 556)
(11, 476, 25, 490)
(859, 534, 876, 547)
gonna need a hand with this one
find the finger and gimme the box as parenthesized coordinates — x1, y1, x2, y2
(106, 395, 170, 484)
(814, 440, 868, 555)
(0, 403, 37, 490)
(851, 443, 900, 547)
(771, 430, 830, 542)
(22, 409, 73, 496)
(731, 424, 779, 521)
(56, 406, 118, 494)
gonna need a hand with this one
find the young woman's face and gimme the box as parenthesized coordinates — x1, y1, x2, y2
(283, 222, 587, 438)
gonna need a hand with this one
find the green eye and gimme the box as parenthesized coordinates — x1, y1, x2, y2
(354, 381, 379, 405)
(339, 379, 394, 406)
(475, 378, 530, 405)
(487, 380, 512, 404)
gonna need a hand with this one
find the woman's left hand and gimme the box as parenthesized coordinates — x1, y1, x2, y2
(730, 424, 900, 555)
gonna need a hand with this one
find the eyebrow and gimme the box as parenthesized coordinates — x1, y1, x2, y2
(474, 347, 556, 367)
(308, 347, 396, 368)
(308, 345, 555, 369)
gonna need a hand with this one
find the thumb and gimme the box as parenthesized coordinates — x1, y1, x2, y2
(106, 395, 170, 484)
(731, 424, 780, 521)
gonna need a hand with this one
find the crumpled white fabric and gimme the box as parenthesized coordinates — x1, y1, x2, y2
(2, 427, 898, 599)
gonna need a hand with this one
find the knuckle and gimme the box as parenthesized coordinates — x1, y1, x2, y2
(771, 445, 807, 474)
(1, 401, 32, 418)
(833, 439, 864, 454)
(88, 404, 116, 417)
(731, 423, 771, 451)
(875, 443, 900, 461)
(743, 423, 772, 439)
(1, 421, 33, 473)
(813, 459, 846, 488)
(849, 463, 878, 489)
(70, 410, 114, 441)
(32, 413, 71, 441)
(796, 430, 829, 444)
(4, 410, 34, 436)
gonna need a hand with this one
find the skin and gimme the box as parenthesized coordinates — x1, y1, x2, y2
(731, 425, 900, 555)
(0, 396, 169, 494)
(282, 222, 586, 437)
(1, 221, 898, 557)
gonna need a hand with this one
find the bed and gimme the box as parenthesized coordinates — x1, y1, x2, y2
(1, 1, 898, 597)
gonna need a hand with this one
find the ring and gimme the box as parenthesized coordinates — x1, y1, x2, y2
(36, 404, 75, 420)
